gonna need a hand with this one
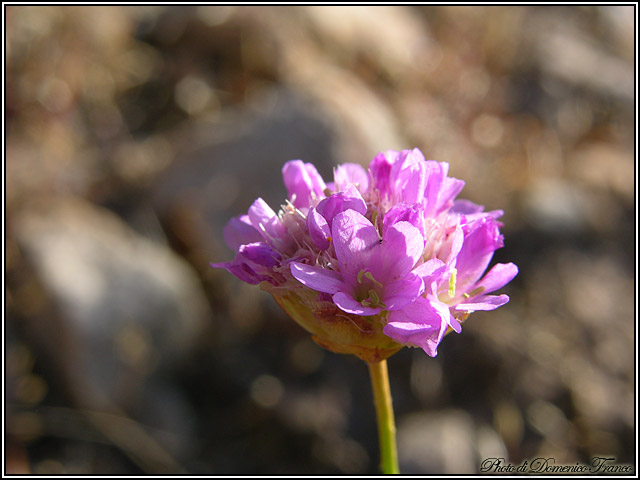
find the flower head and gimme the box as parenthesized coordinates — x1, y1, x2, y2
(212, 149, 517, 361)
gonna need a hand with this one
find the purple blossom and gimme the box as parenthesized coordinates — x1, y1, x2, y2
(282, 160, 326, 209)
(212, 148, 517, 360)
(291, 208, 425, 316)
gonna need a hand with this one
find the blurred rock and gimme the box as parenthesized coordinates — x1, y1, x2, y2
(153, 87, 339, 274)
(311, 434, 369, 474)
(12, 195, 209, 469)
(302, 6, 432, 79)
(597, 6, 635, 61)
(528, 9, 634, 104)
(398, 409, 507, 474)
(245, 7, 408, 160)
(566, 142, 634, 202)
(521, 178, 594, 234)
(279, 386, 348, 436)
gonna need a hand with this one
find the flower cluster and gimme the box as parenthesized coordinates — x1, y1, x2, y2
(212, 149, 517, 362)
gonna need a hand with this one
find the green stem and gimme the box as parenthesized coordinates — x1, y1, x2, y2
(367, 359, 399, 474)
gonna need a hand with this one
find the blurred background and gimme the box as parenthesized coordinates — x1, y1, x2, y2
(4, 5, 636, 475)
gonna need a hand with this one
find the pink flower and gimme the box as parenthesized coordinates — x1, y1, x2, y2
(212, 149, 517, 360)
(291, 208, 425, 316)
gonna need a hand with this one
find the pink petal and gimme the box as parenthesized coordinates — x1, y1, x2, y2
(223, 215, 262, 250)
(248, 198, 287, 241)
(307, 208, 330, 250)
(382, 203, 426, 240)
(456, 294, 510, 311)
(239, 242, 281, 268)
(282, 160, 326, 208)
(334, 163, 369, 192)
(383, 273, 424, 310)
(369, 151, 395, 197)
(331, 210, 380, 280)
(451, 199, 485, 215)
(290, 262, 343, 294)
(398, 160, 427, 204)
(436, 177, 465, 214)
(316, 185, 367, 228)
(383, 297, 447, 357)
(210, 261, 262, 285)
(422, 161, 445, 216)
(378, 221, 425, 279)
(475, 262, 518, 295)
(210, 253, 276, 285)
(333, 291, 380, 316)
(414, 262, 446, 296)
(390, 149, 424, 194)
(455, 217, 503, 292)
(412, 258, 446, 280)
(438, 224, 464, 265)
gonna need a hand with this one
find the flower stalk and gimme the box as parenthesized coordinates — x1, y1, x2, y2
(368, 359, 399, 474)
